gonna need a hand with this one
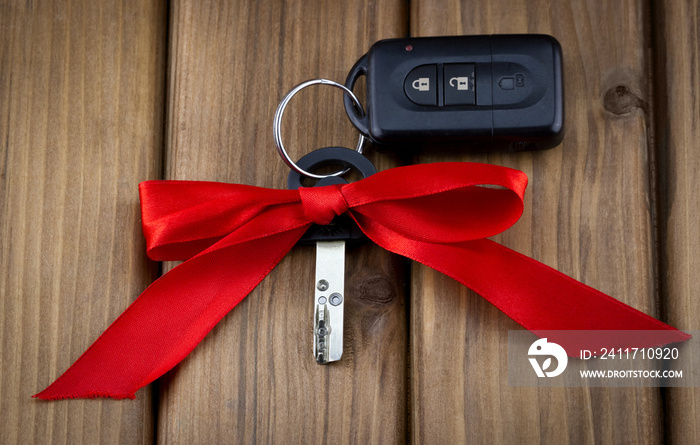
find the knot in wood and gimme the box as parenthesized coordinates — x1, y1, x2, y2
(299, 184, 349, 225)
(357, 276, 396, 305)
(603, 85, 646, 115)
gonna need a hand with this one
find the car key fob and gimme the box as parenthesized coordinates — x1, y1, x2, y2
(343, 34, 564, 152)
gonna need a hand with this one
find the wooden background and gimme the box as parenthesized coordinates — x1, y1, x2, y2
(1, 0, 698, 443)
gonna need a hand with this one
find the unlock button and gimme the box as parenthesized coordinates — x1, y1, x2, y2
(404, 64, 437, 106)
(444, 63, 476, 105)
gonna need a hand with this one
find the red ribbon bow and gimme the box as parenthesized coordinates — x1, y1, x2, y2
(35, 162, 690, 400)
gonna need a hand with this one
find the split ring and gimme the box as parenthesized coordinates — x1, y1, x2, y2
(273, 78, 367, 179)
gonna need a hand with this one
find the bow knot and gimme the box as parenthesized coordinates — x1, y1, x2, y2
(298, 184, 349, 225)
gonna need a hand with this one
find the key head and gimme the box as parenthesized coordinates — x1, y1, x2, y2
(344, 34, 564, 152)
(287, 147, 376, 244)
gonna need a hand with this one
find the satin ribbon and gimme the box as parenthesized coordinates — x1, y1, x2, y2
(34, 162, 690, 400)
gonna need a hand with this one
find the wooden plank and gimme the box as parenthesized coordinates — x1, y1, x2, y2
(0, 0, 166, 443)
(653, 1, 700, 443)
(158, 1, 407, 443)
(410, 1, 662, 443)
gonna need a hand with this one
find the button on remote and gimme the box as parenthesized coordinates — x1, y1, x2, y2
(444, 63, 475, 106)
(404, 64, 437, 106)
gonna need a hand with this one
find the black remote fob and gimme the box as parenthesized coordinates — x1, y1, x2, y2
(344, 34, 564, 152)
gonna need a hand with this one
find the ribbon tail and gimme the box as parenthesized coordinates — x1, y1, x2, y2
(357, 216, 691, 356)
(34, 225, 308, 400)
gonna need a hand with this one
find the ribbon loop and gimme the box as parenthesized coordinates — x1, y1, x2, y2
(299, 184, 349, 225)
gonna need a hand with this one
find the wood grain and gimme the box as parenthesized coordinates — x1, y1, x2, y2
(0, 0, 166, 443)
(4, 0, 697, 441)
(653, 1, 700, 443)
(410, 1, 662, 443)
(158, 1, 408, 443)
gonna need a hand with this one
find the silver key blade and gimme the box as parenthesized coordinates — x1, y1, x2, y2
(314, 240, 345, 364)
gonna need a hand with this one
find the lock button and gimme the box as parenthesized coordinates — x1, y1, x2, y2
(404, 64, 437, 106)
(444, 64, 475, 106)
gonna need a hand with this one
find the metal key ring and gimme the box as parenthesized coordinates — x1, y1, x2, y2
(273, 78, 367, 179)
